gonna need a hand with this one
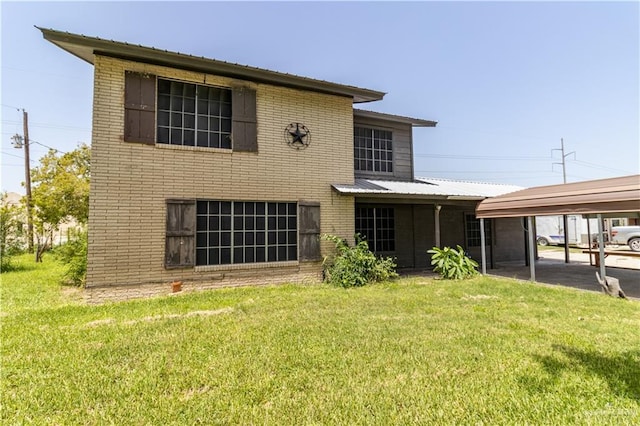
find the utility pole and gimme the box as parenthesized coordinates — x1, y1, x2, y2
(552, 138, 575, 263)
(11, 110, 34, 253)
(552, 138, 575, 185)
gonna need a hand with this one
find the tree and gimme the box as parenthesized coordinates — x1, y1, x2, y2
(0, 192, 26, 271)
(30, 144, 90, 261)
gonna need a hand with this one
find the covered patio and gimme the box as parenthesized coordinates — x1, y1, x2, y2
(476, 175, 640, 296)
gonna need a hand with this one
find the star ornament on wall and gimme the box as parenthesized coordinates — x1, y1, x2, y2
(284, 123, 311, 150)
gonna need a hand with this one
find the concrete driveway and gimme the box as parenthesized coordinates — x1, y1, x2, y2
(489, 249, 640, 299)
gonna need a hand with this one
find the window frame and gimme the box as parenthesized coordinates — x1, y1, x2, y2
(195, 200, 298, 266)
(355, 206, 396, 252)
(465, 213, 492, 247)
(354, 126, 394, 174)
(156, 78, 233, 149)
(124, 72, 258, 152)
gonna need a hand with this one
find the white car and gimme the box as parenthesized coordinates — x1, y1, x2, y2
(610, 226, 640, 252)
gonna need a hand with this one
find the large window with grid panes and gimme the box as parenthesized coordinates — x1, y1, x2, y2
(196, 201, 297, 266)
(157, 79, 232, 149)
(354, 127, 393, 173)
(355, 206, 395, 252)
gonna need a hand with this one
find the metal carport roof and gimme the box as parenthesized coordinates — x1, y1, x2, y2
(474, 174, 640, 285)
(476, 175, 640, 218)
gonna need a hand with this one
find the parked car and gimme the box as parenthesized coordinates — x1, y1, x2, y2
(536, 234, 565, 246)
(610, 226, 640, 252)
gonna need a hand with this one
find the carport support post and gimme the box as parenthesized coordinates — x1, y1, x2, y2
(527, 216, 536, 281)
(434, 204, 441, 248)
(597, 214, 606, 279)
(480, 218, 486, 274)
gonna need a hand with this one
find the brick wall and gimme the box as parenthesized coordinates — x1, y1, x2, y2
(87, 56, 355, 303)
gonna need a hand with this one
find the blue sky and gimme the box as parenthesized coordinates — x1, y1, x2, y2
(1, 1, 638, 194)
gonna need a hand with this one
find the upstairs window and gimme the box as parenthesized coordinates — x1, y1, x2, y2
(354, 127, 393, 173)
(157, 79, 232, 149)
(124, 72, 257, 151)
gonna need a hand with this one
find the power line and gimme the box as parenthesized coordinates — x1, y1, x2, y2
(2, 150, 36, 162)
(2, 119, 90, 132)
(414, 153, 551, 161)
(569, 159, 634, 174)
(30, 139, 67, 153)
(1, 104, 22, 110)
(415, 170, 553, 174)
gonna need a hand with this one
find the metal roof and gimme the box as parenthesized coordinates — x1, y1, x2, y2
(476, 175, 640, 218)
(353, 109, 437, 127)
(332, 178, 522, 201)
(38, 27, 386, 103)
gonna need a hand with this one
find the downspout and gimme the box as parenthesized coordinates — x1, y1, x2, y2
(480, 218, 487, 275)
(597, 213, 606, 279)
(527, 216, 536, 281)
(434, 204, 441, 248)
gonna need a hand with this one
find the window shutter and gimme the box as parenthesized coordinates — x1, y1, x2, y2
(231, 87, 257, 152)
(124, 71, 156, 145)
(299, 202, 321, 261)
(165, 199, 196, 269)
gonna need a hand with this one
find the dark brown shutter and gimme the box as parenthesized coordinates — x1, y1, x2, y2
(299, 202, 321, 261)
(124, 71, 156, 145)
(231, 87, 257, 152)
(165, 199, 196, 269)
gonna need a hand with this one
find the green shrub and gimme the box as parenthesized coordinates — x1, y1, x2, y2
(428, 245, 479, 280)
(53, 228, 87, 286)
(322, 234, 398, 288)
(1, 254, 16, 273)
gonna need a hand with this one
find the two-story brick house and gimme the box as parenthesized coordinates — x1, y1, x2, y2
(41, 28, 524, 302)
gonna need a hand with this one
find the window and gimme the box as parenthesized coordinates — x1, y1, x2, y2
(354, 127, 393, 173)
(124, 72, 257, 151)
(465, 214, 491, 247)
(157, 79, 232, 149)
(355, 207, 395, 252)
(196, 201, 297, 266)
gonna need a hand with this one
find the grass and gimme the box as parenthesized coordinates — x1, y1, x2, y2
(2, 254, 640, 424)
(537, 245, 585, 254)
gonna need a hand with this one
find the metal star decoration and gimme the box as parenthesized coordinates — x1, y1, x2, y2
(284, 123, 311, 149)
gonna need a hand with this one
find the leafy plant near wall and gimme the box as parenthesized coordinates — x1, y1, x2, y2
(322, 234, 398, 288)
(428, 245, 479, 280)
(52, 228, 87, 287)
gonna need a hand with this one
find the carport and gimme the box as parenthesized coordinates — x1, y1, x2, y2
(475, 175, 640, 283)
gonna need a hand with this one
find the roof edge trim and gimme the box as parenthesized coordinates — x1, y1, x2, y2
(38, 27, 386, 103)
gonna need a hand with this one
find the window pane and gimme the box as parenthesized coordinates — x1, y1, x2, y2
(184, 114, 195, 129)
(256, 247, 265, 262)
(234, 247, 244, 263)
(158, 79, 171, 94)
(208, 248, 219, 265)
(221, 248, 231, 264)
(184, 130, 195, 146)
(210, 101, 220, 116)
(171, 129, 182, 144)
(221, 202, 231, 214)
(245, 248, 255, 263)
(196, 248, 207, 265)
(157, 127, 169, 144)
(197, 132, 208, 147)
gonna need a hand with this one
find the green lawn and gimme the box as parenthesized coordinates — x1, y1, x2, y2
(2, 254, 639, 424)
